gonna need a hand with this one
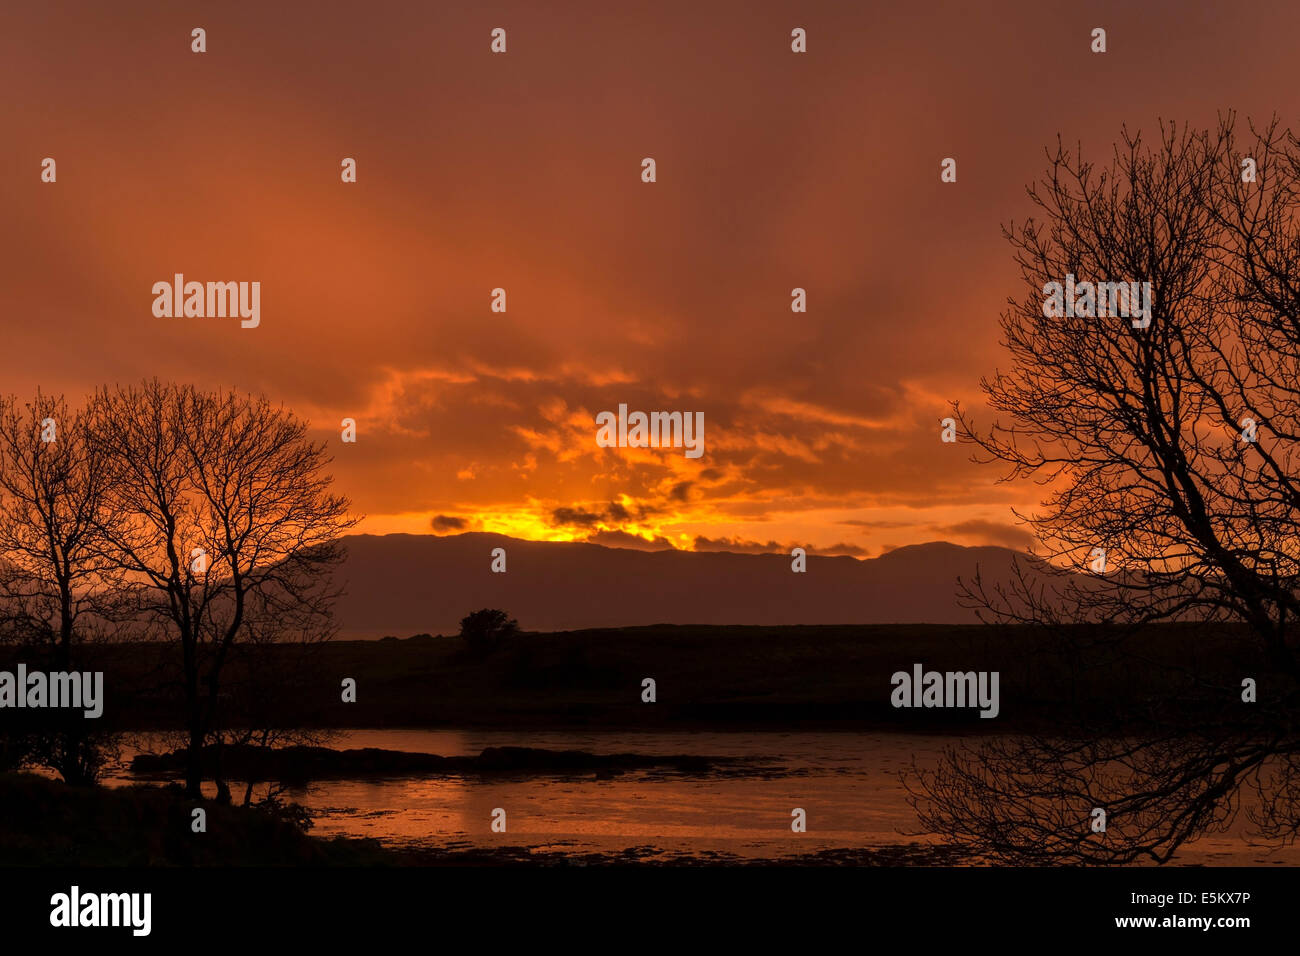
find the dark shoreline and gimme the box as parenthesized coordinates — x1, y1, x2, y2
(376, 843, 979, 867)
(0, 622, 1265, 735)
(0, 771, 975, 867)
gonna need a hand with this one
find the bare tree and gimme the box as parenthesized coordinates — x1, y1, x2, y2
(911, 114, 1300, 863)
(89, 380, 356, 799)
(0, 391, 118, 784)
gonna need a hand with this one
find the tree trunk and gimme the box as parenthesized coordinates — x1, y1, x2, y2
(185, 724, 204, 798)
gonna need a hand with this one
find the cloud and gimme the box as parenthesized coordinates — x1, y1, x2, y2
(819, 542, 871, 557)
(692, 535, 787, 554)
(691, 535, 867, 558)
(551, 507, 604, 528)
(839, 518, 911, 529)
(932, 519, 1035, 551)
(430, 515, 467, 532)
(7, 0, 1120, 560)
(586, 530, 676, 551)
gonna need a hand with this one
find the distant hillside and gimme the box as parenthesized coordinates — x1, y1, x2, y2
(329, 533, 1039, 637)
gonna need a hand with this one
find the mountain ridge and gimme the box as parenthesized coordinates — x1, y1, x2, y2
(329, 532, 1036, 637)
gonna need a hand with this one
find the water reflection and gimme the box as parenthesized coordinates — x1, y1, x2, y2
(105, 729, 1300, 864)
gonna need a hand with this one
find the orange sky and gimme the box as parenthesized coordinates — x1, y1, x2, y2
(2, 0, 1294, 557)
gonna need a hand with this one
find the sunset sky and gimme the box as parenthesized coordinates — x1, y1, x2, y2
(2, 0, 1294, 558)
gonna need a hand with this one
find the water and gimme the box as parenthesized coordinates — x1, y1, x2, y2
(108, 729, 1300, 865)
(281, 729, 934, 861)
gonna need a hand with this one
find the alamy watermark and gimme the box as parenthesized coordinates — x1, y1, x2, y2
(595, 403, 704, 458)
(1042, 274, 1152, 328)
(890, 663, 1000, 719)
(152, 274, 260, 328)
(0, 665, 103, 718)
(50, 886, 150, 936)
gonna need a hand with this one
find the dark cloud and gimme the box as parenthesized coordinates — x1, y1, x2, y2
(692, 535, 787, 555)
(551, 507, 604, 528)
(586, 530, 676, 551)
(819, 542, 871, 557)
(430, 515, 467, 532)
(691, 536, 867, 558)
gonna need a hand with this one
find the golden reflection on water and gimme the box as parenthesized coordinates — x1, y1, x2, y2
(105, 729, 1300, 864)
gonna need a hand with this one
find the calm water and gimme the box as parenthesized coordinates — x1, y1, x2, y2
(109, 729, 1300, 865)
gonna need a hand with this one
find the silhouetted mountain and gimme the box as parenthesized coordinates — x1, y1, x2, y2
(330, 533, 1039, 637)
